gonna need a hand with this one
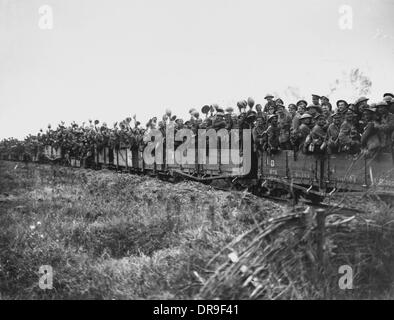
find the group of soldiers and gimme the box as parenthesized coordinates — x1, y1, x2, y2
(1, 92, 394, 160)
(249, 93, 394, 156)
(151, 93, 394, 157)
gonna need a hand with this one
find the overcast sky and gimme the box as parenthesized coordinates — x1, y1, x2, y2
(1, 0, 394, 139)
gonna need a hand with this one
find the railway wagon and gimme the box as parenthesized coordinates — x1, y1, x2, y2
(6, 142, 394, 204)
(259, 150, 394, 200)
(166, 145, 251, 181)
(259, 150, 324, 201)
(325, 152, 394, 192)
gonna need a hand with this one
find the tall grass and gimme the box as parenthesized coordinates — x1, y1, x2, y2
(0, 161, 283, 299)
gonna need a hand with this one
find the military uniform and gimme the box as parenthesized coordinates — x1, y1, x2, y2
(375, 101, 394, 152)
(212, 113, 226, 130)
(310, 115, 327, 153)
(291, 114, 312, 150)
(327, 114, 341, 154)
(291, 113, 302, 133)
(265, 115, 280, 153)
(338, 114, 361, 154)
(291, 100, 307, 133)
(252, 122, 266, 153)
(277, 112, 292, 150)
(263, 94, 275, 113)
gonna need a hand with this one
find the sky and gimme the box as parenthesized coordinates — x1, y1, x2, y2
(1, 0, 394, 139)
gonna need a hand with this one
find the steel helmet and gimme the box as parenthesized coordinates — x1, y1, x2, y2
(247, 97, 255, 108)
(300, 113, 312, 120)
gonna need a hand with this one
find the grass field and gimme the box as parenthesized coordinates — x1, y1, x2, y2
(0, 160, 285, 299)
(1, 160, 394, 300)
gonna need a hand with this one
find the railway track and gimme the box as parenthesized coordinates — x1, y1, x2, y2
(192, 175, 368, 216)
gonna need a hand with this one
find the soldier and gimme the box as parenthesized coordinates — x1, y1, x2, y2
(321, 103, 333, 127)
(191, 111, 200, 133)
(246, 101, 257, 122)
(189, 108, 197, 121)
(201, 105, 210, 119)
(276, 98, 284, 105)
(212, 109, 226, 130)
(312, 94, 321, 106)
(267, 102, 276, 115)
(336, 100, 349, 119)
(231, 114, 240, 130)
(175, 118, 184, 131)
(291, 100, 307, 133)
(306, 104, 321, 124)
(338, 109, 361, 154)
(288, 104, 297, 119)
(277, 104, 292, 150)
(354, 96, 369, 115)
(265, 114, 280, 154)
(291, 113, 312, 151)
(255, 104, 264, 119)
(252, 116, 267, 154)
(309, 114, 327, 153)
(151, 117, 158, 129)
(185, 120, 193, 129)
(360, 107, 380, 156)
(383, 94, 394, 114)
(327, 113, 342, 154)
(237, 101, 247, 129)
(245, 111, 257, 129)
(224, 107, 234, 130)
(321, 96, 333, 112)
(199, 106, 211, 129)
(263, 94, 275, 113)
(374, 100, 394, 153)
(297, 99, 308, 110)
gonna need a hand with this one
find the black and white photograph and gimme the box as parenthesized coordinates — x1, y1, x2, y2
(1, 0, 394, 304)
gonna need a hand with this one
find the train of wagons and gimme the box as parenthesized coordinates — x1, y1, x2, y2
(2, 142, 394, 204)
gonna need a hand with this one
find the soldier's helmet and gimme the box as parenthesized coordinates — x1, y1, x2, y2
(355, 96, 369, 106)
(336, 99, 348, 107)
(225, 107, 234, 114)
(247, 110, 257, 120)
(267, 114, 278, 122)
(300, 114, 312, 120)
(201, 105, 210, 115)
(247, 97, 255, 108)
(383, 93, 394, 99)
(376, 100, 389, 108)
(296, 100, 308, 107)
